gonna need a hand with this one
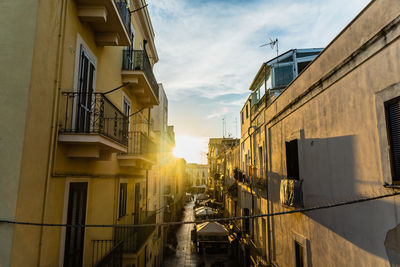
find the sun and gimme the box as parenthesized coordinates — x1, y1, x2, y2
(173, 134, 207, 163)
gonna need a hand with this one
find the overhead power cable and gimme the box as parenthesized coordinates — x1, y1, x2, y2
(103, 82, 130, 95)
(129, 4, 148, 14)
(1, 192, 399, 228)
(129, 107, 146, 117)
(98, 83, 146, 118)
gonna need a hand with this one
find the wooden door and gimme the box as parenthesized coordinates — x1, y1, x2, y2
(63, 182, 88, 267)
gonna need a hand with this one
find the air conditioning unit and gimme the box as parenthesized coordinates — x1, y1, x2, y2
(280, 179, 303, 208)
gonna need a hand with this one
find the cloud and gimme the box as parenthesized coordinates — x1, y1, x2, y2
(150, 0, 369, 100)
(206, 106, 230, 119)
(148, 0, 370, 163)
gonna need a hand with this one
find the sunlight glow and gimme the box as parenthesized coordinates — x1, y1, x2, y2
(173, 134, 208, 164)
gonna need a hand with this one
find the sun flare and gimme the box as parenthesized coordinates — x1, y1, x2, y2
(173, 134, 208, 163)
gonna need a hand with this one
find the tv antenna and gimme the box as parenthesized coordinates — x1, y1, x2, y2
(222, 117, 226, 138)
(260, 38, 279, 64)
(235, 117, 238, 138)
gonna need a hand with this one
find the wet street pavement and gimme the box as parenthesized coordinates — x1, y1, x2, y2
(163, 200, 200, 267)
(163, 196, 237, 267)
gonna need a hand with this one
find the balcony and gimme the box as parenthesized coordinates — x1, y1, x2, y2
(114, 211, 157, 254)
(91, 240, 123, 267)
(75, 0, 131, 46)
(121, 50, 159, 107)
(58, 92, 128, 159)
(280, 178, 303, 208)
(117, 131, 156, 168)
(248, 238, 268, 267)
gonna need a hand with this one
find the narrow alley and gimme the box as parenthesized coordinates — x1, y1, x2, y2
(163, 200, 199, 266)
(163, 196, 237, 267)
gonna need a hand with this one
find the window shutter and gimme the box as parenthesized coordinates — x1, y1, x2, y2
(285, 139, 299, 179)
(387, 98, 400, 182)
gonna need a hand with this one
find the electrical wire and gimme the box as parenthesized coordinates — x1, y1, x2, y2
(103, 82, 130, 95)
(1, 192, 398, 228)
(129, 107, 146, 117)
(129, 4, 148, 14)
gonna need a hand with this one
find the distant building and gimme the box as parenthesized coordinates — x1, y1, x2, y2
(187, 163, 208, 193)
(208, 138, 240, 202)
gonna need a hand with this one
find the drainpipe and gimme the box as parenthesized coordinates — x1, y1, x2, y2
(146, 107, 151, 212)
(38, 0, 68, 265)
(265, 126, 272, 264)
(263, 63, 272, 264)
(248, 121, 254, 240)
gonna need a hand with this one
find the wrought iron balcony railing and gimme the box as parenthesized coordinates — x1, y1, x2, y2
(114, 211, 157, 254)
(247, 238, 268, 266)
(115, 0, 132, 38)
(127, 131, 149, 154)
(60, 92, 128, 147)
(122, 49, 159, 100)
(280, 178, 303, 208)
(91, 240, 123, 267)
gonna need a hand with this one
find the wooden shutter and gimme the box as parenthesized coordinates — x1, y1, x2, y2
(285, 139, 299, 179)
(386, 97, 400, 182)
(119, 183, 127, 218)
(64, 182, 87, 267)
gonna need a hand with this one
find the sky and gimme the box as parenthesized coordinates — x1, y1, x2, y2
(148, 0, 370, 164)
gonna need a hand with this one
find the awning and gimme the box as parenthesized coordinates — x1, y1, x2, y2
(195, 206, 217, 216)
(196, 222, 229, 236)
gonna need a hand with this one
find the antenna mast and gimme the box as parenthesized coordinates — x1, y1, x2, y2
(260, 38, 279, 64)
(235, 117, 238, 138)
(222, 117, 226, 138)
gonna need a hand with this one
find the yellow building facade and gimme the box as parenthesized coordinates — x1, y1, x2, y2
(0, 0, 165, 266)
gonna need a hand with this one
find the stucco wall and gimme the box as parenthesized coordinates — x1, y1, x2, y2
(264, 0, 400, 266)
(5, 0, 160, 265)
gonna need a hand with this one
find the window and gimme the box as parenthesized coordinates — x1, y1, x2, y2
(259, 146, 263, 177)
(297, 61, 311, 75)
(386, 97, 400, 182)
(241, 111, 244, 124)
(76, 46, 96, 133)
(285, 139, 299, 179)
(123, 96, 130, 117)
(202, 172, 205, 177)
(246, 105, 249, 118)
(274, 65, 293, 88)
(295, 241, 304, 267)
(118, 183, 127, 218)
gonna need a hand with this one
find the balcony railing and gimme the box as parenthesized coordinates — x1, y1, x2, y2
(280, 178, 303, 208)
(92, 240, 123, 267)
(115, 0, 132, 38)
(115, 211, 157, 254)
(60, 92, 128, 146)
(122, 49, 159, 100)
(248, 238, 268, 267)
(127, 131, 150, 154)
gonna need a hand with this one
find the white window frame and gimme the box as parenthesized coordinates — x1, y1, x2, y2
(71, 34, 97, 132)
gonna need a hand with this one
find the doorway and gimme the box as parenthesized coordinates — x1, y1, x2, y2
(63, 182, 88, 267)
